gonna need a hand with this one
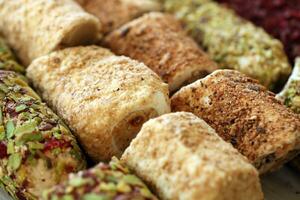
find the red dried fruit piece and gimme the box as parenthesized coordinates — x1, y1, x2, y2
(0, 141, 8, 158)
(44, 138, 70, 152)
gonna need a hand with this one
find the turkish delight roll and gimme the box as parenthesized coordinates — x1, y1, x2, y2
(0, 71, 86, 200)
(276, 58, 300, 171)
(27, 46, 170, 162)
(122, 112, 263, 200)
(0, 0, 101, 65)
(43, 157, 158, 200)
(171, 70, 300, 174)
(162, 0, 291, 89)
(76, 0, 161, 34)
(104, 12, 218, 93)
(277, 58, 300, 113)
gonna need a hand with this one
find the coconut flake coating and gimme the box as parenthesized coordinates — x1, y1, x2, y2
(76, 0, 161, 35)
(122, 112, 263, 200)
(0, 0, 101, 65)
(162, 0, 291, 89)
(104, 12, 218, 93)
(0, 37, 25, 74)
(27, 46, 170, 162)
(0, 71, 86, 200)
(43, 157, 158, 200)
(171, 70, 300, 174)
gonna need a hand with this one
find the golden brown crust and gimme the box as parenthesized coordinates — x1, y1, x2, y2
(27, 46, 170, 162)
(171, 70, 300, 174)
(76, 0, 161, 35)
(104, 12, 218, 92)
(122, 112, 264, 200)
(0, 0, 101, 65)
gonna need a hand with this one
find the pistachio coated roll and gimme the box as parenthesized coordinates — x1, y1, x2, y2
(277, 58, 300, 113)
(276, 58, 300, 171)
(0, 37, 25, 74)
(0, 71, 86, 200)
(43, 157, 158, 200)
(0, 0, 101, 65)
(104, 12, 218, 93)
(76, 0, 161, 34)
(171, 70, 300, 174)
(162, 0, 291, 89)
(122, 112, 263, 200)
(27, 46, 170, 162)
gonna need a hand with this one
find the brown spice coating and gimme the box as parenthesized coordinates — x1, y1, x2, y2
(104, 12, 218, 92)
(171, 70, 300, 174)
(27, 46, 170, 162)
(76, 0, 161, 35)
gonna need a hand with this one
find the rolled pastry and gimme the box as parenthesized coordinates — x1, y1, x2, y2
(76, 0, 161, 34)
(0, 0, 101, 65)
(104, 12, 218, 93)
(171, 70, 300, 174)
(122, 112, 263, 200)
(0, 37, 25, 74)
(277, 57, 300, 113)
(43, 157, 158, 200)
(162, 0, 291, 89)
(0, 71, 86, 200)
(27, 46, 170, 162)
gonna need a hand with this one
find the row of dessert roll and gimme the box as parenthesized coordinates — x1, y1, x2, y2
(0, 0, 169, 199)
(0, 0, 293, 91)
(3, 33, 262, 199)
(157, 0, 300, 174)
(0, 36, 170, 199)
(0, 0, 299, 200)
(25, 44, 299, 175)
(0, 41, 264, 200)
(73, 0, 292, 90)
(2, 0, 295, 175)
(75, 0, 300, 172)
(160, 0, 291, 90)
(44, 112, 264, 200)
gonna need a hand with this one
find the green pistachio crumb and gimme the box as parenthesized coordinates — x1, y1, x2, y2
(69, 177, 87, 187)
(8, 153, 22, 171)
(122, 175, 144, 186)
(7, 140, 14, 154)
(0, 84, 9, 94)
(15, 104, 27, 112)
(99, 182, 117, 191)
(83, 194, 109, 200)
(28, 142, 44, 150)
(16, 132, 43, 145)
(0, 107, 3, 124)
(0, 126, 5, 140)
(61, 195, 74, 200)
(14, 121, 37, 136)
(6, 120, 15, 139)
(116, 181, 131, 193)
